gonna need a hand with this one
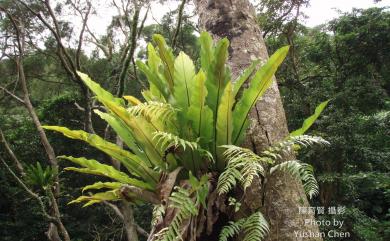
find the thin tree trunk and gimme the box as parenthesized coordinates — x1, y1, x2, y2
(0, 129, 25, 175)
(47, 189, 71, 241)
(194, 0, 322, 240)
(18, 53, 71, 241)
(8, 12, 70, 240)
(121, 202, 139, 241)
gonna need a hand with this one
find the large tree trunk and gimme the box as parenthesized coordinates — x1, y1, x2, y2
(194, 0, 322, 240)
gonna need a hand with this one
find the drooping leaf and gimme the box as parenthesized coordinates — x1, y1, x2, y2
(43, 126, 159, 184)
(69, 190, 121, 207)
(232, 46, 290, 144)
(290, 100, 330, 137)
(270, 160, 319, 199)
(82, 181, 122, 192)
(60, 156, 153, 190)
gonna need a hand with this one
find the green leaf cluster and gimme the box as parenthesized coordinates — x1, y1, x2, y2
(41, 32, 328, 241)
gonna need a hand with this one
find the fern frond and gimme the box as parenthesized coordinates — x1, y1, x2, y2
(217, 165, 242, 195)
(152, 204, 165, 226)
(217, 145, 269, 194)
(156, 187, 198, 241)
(270, 160, 319, 199)
(153, 131, 200, 151)
(219, 219, 245, 241)
(299, 164, 319, 199)
(264, 135, 329, 160)
(219, 211, 269, 241)
(242, 212, 269, 241)
(128, 101, 177, 121)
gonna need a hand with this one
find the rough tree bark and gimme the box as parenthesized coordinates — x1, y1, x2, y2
(194, 0, 322, 240)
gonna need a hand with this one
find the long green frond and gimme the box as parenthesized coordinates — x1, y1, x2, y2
(290, 100, 330, 136)
(232, 46, 290, 144)
(60, 156, 153, 190)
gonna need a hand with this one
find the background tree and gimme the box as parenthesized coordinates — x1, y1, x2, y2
(267, 7, 390, 241)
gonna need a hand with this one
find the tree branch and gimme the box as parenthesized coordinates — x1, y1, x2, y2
(172, 0, 187, 49)
(0, 128, 25, 175)
(0, 85, 25, 104)
(117, 2, 140, 97)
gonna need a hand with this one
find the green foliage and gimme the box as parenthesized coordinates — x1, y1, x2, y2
(232, 46, 290, 145)
(24, 162, 56, 190)
(156, 188, 198, 241)
(271, 161, 318, 199)
(44, 32, 290, 199)
(60, 156, 153, 190)
(156, 173, 208, 241)
(218, 125, 329, 197)
(219, 212, 269, 241)
(217, 145, 267, 195)
(1, 5, 387, 240)
(267, 7, 390, 240)
(290, 100, 329, 137)
(41, 32, 327, 241)
(69, 190, 121, 207)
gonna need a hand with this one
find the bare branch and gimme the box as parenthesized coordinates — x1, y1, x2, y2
(103, 200, 124, 220)
(137, 5, 150, 38)
(76, 2, 92, 69)
(135, 224, 149, 238)
(0, 85, 25, 104)
(117, 1, 140, 97)
(0, 128, 25, 175)
(172, 0, 187, 49)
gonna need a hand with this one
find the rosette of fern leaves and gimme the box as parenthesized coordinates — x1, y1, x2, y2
(43, 32, 329, 241)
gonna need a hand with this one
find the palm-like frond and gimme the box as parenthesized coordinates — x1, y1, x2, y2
(219, 211, 269, 241)
(270, 160, 319, 199)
